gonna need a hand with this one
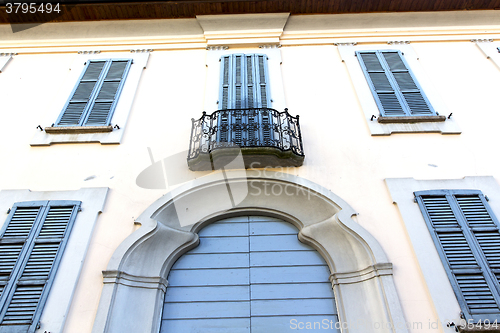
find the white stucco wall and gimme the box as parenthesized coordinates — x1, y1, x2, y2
(1, 10, 500, 333)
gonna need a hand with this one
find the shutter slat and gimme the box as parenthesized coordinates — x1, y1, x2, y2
(3, 207, 41, 239)
(2, 285, 44, 324)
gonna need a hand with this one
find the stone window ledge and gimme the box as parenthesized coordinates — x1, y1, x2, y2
(377, 115, 446, 123)
(44, 126, 113, 134)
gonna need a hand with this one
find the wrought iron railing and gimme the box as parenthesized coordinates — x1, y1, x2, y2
(188, 108, 304, 162)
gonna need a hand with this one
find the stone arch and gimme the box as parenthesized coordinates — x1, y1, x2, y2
(92, 170, 408, 333)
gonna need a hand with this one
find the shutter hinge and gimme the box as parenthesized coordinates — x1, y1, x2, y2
(78, 207, 82, 212)
(36, 322, 40, 329)
(6, 208, 10, 214)
(485, 195, 490, 201)
(84, 62, 86, 65)
(413, 196, 418, 203)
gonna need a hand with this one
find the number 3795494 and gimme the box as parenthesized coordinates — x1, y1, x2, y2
(5, 3, 61, 14)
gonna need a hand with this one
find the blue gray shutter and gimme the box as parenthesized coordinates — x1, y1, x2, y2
(218, 54, 271, 145)
(415, 190, 500, 322)
(56, 59, 131, 127)
(161, 216, 339, 333)
(357, 50, 435, 117)
(84, 60, 131, 126)
(0, 201, 80, 332)
(58, 61, 106, 126)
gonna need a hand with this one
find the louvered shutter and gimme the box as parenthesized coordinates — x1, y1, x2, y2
(56, 59, 131, 127)
(84, 60, 131, 126)
(357, 50, 435, 117)
(57, 61, 106, 126)
(218, 54, 271, 145)
(415, 190, 500, 322)
(0, 201, 80, 332)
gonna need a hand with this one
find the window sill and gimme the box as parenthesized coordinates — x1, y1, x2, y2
(44, 126, 113, 134)
(377, 115, 446, 123)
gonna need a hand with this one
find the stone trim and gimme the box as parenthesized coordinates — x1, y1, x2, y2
(102, 271, 167, 292)
(330, 263, 394, 285)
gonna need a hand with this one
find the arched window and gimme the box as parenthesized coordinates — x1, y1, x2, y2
(161, 216, 339, 332)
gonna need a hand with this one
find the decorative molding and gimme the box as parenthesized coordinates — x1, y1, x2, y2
(131, 49, 153, 53)
(258, 44, 281, 49)
(78, 50, 101, 54)
(330, 263, 393, 285)
(0, 52, 17, 56)
(471, 38, 493, 43)
(103, 270, 167, 292)
(206, 46, 229, 51)
(334, 42, 357, 46)
(197, 13, 289, 48)
(388, 41, 411, 45)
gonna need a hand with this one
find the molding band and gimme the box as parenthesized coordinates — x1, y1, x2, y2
(103, 270, 168, 292)
(330, 263, 394, 285)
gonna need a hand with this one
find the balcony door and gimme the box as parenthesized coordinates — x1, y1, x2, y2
(218, 54, 272, 146)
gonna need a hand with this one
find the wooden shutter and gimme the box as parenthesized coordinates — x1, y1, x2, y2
(415, 190, 500, 322)
(0, 201, 81, 332)
(56, 59, 131, 127)
(58, 61, 106, 126)
(357, 50, 435, 117)
(161, 216, 339, 333)
(84, 60, 131, 126)
(218, 54, 272, 145)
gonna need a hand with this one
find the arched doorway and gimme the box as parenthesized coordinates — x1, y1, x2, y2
(161, 215, 339, 332)
(92, 171, 408, 333)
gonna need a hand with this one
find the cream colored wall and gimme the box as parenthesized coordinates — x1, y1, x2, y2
(1, 10, 500, 333)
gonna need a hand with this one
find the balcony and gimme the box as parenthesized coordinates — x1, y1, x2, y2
(187, 108, 304, 171)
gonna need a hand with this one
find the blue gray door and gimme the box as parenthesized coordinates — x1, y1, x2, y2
(161, 216, 339, 332)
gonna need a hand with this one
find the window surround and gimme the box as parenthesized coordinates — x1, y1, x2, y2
(0, 54, 14, 73)
(474, 39, 500, 71)
(204, 46, 286, 113)
(338, 42, 461, 136)
(386, 176, 500, 332)
(30, 52, 149, 146)
(0, 187, 108, 333)
(92, 171, 408, 333)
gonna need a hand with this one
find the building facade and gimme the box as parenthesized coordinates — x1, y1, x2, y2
(1, 5, 500, 333)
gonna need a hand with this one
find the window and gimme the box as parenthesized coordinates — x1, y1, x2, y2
(356, 50, 438, 119)
(187, 50, 304, 170)
(337, 43, 460, 135)
(415, 189, 500, 323)
(30, 52, 149, 146)
(0, 200, 80, 332)
(0, 55, 12, 73)
(52, 59, 131, 130)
